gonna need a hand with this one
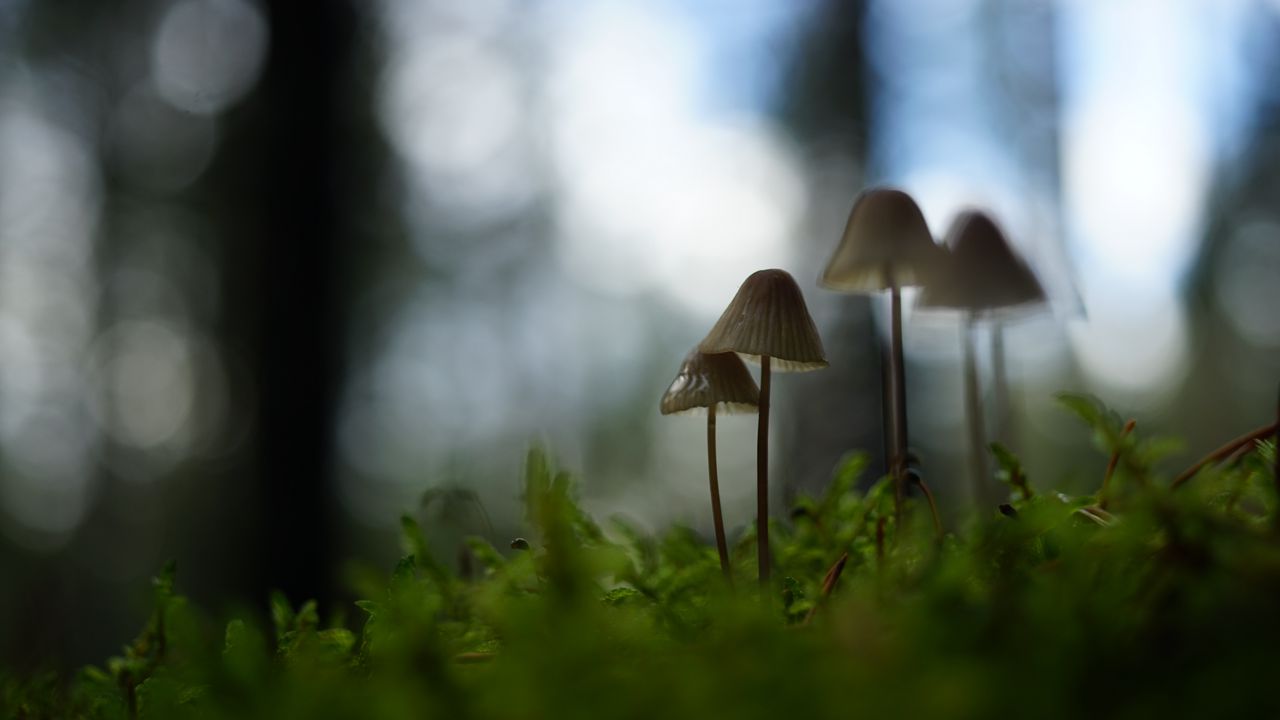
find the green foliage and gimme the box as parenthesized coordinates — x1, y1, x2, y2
(989, 441, 1030, 499)
(1054, 392, 1183, 505)
(6, 414, 1280, 718)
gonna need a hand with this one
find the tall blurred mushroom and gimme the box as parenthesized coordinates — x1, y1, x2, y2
(918, 210, 1046, 505)
(700, 269, 827, 586)
(820, 188, 944, 518)
(660, 349, 761, 580)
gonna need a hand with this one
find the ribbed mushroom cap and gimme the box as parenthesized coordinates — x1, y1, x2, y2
(820, 188, 945, 292)
(660, 349, 760, 416)
(918, 210, 1047, 313)
(698, 269, 828, 372)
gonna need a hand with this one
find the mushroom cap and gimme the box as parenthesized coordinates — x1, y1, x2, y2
(820, 188, 945, 292)
(917, 210, 1047, 313)
(660, 349, 760, 416)
(698, 269, 828, 372)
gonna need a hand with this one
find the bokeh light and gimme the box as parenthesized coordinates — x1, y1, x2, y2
(152, 0, 268, 115)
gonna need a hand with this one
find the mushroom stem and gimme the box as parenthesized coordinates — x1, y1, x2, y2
(889, 282, 907, 522)
(757, 354, 772, 587)
(991, 322, 1011, 446)
(880, 338, 894, 481)
(1274, 382, 1280, 530)
(963, 312, 988, 507)
(706, 406, 732, 582)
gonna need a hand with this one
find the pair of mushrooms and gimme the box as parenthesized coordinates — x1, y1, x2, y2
(661, 188, 1045, 585)
(660, 270, 827, 585)
(828, 191, 1046, 507)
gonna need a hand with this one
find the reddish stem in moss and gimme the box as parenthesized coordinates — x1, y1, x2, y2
(803, 552, 850, 626)
(1100, 419, 1136, 508)
(1171, 421, 1280, 490)
(912, 475, 944, 541)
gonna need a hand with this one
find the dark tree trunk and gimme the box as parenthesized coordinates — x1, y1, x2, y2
(249, 0, 356, 606)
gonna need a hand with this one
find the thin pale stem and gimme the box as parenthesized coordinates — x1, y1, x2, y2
(963, 313, 987, 507)
(707, 407, 732, 582)
(757, 355, 772, 587)
(991, 321, 1010, 445)
(889, 284, 906, 525)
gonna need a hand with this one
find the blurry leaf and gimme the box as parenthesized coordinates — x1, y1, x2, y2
(1056, 392, 1129, 451)
(864, 476, 895, 519)
(790, 496, 820, 523)
(400, 515, 452, 589)
(1055, 391, 1104, 428)
(828, 451, 869, 505)
(990, 442, 1031, 498)
(602, 587, 645, 607)
(466, 537, 506, 571)
(392, 555, 417, 584)
(989, 442, 1021, 473)
(269, 591, 294, 645)
(399, 515, 429, 563)
(523, 447, 553, 527)
(316, 628, 356, 656)
(294, 600, 319, 634)
(136, 675, 200, 719)
(152, 561, 177, 601)
(222, 619, 268, 689)
(1256, 439, 1276, 467)
(1139, 435, 1184, 465)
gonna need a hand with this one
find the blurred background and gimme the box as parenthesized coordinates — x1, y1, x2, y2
(1, 0, 1278, 669)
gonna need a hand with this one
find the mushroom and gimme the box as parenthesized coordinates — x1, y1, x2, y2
(660, 349, 760, 580)
(699, 269, 827, 585)
(820, 188, 945, 518)
(917, 210, 1046, 505)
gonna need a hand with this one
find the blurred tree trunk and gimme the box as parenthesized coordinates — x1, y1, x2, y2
(775, 0, 880, 496)
(247, 0, 357, 606)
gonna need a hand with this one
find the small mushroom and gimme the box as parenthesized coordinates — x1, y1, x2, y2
(918, 210, 1046, 505)
(660, 349, 760, 580)
(699, 269, 827, 585)
(918, 210, 1045, 312)
(820, 188, 945, 517)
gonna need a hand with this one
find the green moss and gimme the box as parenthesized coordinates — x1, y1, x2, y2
(5, 402, 1280, 719)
